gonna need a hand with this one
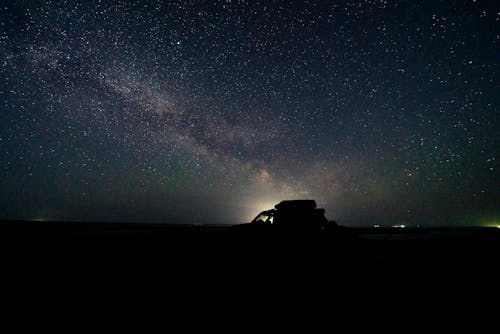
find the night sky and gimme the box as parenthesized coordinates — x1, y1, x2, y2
(1, 0, 498, 226)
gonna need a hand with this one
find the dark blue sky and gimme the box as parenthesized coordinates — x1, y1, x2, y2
(1, 0, 498, 226)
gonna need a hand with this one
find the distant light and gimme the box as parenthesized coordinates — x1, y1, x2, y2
(482, 221, 500, 229)
(243, 199, 279, 222)
(392, 224, 406, 228)
(486, 225, 500, 229)
(373, 225, 380, 228)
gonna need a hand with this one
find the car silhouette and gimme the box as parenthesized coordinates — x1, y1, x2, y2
(236, 200, 340, 235)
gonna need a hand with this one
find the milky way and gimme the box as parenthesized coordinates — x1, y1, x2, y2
(1, 1, 498, 225)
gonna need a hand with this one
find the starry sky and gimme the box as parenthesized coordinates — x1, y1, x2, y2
(1, 0, 498, 226)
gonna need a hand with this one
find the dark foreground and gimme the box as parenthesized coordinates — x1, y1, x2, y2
(5, 220, 500, 327)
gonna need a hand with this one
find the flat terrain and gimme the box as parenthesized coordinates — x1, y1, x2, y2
(6, 220, 498, 282)
(5, 220, 499, 323)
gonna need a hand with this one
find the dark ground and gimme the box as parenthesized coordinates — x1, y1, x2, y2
(4, 220, 500, 328)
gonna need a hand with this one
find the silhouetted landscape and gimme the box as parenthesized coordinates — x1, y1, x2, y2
(7, 219, 499, 286)
(5, 216, 499, 329)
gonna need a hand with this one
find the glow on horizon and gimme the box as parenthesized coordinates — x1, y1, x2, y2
(31, 217, 49, 222)
(242, 199, 280, 223)
(482, 221, 500, 228)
